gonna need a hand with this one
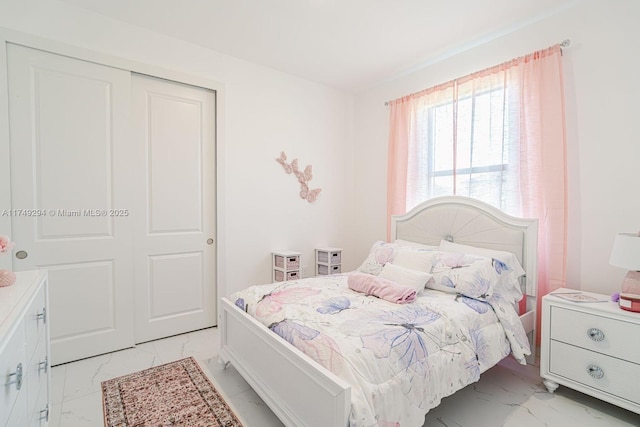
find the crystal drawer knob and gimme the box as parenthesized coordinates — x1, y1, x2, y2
(587, 364, 604, 380)
(587, 327, 604, 342)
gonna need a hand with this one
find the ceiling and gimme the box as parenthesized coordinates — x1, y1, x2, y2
(60, 0, 577, 93)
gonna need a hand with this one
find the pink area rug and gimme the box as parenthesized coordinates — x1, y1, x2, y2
(102, 357, 243, 427)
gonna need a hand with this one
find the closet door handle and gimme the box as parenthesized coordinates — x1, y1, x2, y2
(15, 250, 28, 259)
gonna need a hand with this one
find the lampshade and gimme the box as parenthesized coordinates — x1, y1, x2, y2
(609, 232, 640, 271)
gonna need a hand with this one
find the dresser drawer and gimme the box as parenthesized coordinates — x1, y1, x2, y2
(28, 364, 49, 427)
(0, 271, 50, 427)
(25, 285, 46, 360)
(26, 334, 48, 420)
(550, 306, 640, 364)
(5, 391, 28, 427)
(550, 340, 640, 404)
(0, 318, 26, 427)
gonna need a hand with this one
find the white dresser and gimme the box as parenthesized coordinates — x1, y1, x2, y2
(0, 270, 50, 427)
(541, 290, 640, 414)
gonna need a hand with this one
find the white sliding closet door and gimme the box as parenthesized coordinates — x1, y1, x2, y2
(131, 74, 216, 343)
(7, 44, 135, 365)
(6, 45, 217, 364)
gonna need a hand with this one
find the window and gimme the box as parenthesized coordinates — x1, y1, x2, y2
(407, 85, 521, 215)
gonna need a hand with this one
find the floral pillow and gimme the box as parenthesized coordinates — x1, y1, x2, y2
(438, 241, 525, 302)
(438, 240, 525, 277)
(356, 241, 398, 275)
(428, 252, 507, 299)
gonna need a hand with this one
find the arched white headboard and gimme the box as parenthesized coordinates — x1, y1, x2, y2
(391, 196, 538, 297)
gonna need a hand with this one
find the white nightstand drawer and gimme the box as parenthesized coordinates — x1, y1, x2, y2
(550, 340, 640, 404)
(550, 306, 640, 364)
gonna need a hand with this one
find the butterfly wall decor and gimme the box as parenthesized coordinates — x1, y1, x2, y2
(276, 151, 322, 203)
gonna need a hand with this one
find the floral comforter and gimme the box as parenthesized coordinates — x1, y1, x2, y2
(231, 274, 530, 427)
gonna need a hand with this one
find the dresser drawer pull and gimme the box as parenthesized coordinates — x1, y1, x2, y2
(40, 404, 49, 421)
(36, 307, 47, 324)
(7, 362, 23, 390)
(587, 327, 604, 342)
(587, 364, 605, 379)
(39, 356, 49, 374)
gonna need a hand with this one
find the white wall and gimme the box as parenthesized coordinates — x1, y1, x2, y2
(0, 0, 356, 296)
(3, 0, 637, 300)
(353, 0, 640, 296)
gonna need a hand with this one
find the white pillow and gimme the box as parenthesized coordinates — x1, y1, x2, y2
(394, 239, 439, 250)
(379, 263, 433, 293)
(392, 247, 435, 272)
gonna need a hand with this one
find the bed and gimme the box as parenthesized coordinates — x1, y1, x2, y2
(219, 195, 538, 427)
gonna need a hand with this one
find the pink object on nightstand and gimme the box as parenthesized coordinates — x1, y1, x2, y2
(0, 269, 16, 287)
(619, 292, 640, 312)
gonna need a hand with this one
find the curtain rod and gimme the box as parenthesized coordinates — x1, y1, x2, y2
(384, 39, 571, 106)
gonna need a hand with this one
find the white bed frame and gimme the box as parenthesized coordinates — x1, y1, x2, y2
(219, 196, 538, 427)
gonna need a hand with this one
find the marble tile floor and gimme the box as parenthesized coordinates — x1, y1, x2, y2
(49, 327, 640, 427)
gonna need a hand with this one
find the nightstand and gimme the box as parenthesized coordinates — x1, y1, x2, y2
(315, 247, 342, 276)
(540, 290, 640, 414)
(272, 250, 301, 282)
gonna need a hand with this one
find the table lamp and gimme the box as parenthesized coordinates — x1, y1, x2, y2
(609, 232, 640, 312)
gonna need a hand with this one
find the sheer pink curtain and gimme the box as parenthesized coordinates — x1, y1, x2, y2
(517, 46, 568, 342)
(387, 82, 456, 227)
(387, 45, 567, 342)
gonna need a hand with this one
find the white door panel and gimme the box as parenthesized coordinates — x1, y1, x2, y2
(7, 44, 135, 364)
(147, 92, 203, 233)
(132, 74, 216, 343)
(45, 261, 121, 363)
(33, 66, 114, 238)
(148, 252, 204, 319)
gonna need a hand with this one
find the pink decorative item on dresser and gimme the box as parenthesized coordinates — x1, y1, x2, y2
(0, 234, 16, 287)
(0, 269, 16, 287)
(609, 232, 640, 312)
